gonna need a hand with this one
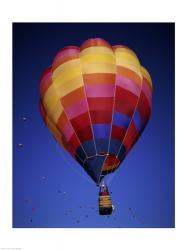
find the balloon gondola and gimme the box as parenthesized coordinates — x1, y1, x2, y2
(39, 38, 152, 215)
(99, 181, 113, 215)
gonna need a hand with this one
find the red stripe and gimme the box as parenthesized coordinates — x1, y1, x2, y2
(70, 112, 91, 130)
(39, 100, 47, 123)
(137, 92, 151, 123)
(90, 110, 112, 123)
(39, 67, 52, 98)
(111, 125, 126, 140)
(123, 122, 139, 153)
(76, 126, 93, 142)
(88, 97, 113, 111)
(68, 133, 81, 151)
(114, 87, 138, 116)
(113, 45, 130, 50)
(104, 154, 119, 165)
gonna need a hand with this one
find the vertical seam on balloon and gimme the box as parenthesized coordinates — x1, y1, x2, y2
(97, 46, 117, 184)
(40, 99, 85, 165)
(55, 143, 94, 184)
(79, 48, 98, 159)
(109, 69, 144, 178)
(51, 75, 89, 160)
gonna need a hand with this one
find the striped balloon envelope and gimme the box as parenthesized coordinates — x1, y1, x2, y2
(39, 38, 152, 185)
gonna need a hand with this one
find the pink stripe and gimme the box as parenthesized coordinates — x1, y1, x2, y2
(62, 122, 74, 141)
(54, 48, 79, 60)
(116, 75, 141, 97)
(40, 72, 51, 89)
(52, 48, 79, 66)
(64, 99, 88, 119)
(85, 84, 115, 97)
(142, 80, 152, 106)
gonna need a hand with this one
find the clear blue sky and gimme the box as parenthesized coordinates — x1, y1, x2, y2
(13, 23, 175, 228)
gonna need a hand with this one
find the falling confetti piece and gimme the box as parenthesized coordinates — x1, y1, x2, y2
(128, 207, 144, 224)
(18, 143, 23, 147)
(41, 176, 46, 180)
(22, 117, 27, 121)
(32, 207, 36, 212)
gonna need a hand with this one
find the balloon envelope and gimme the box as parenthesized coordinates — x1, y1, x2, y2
(39, 38, 152, 184)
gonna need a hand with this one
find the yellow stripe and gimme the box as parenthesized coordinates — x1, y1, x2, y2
(52, 59, 81, 81)
(80, 54, 115, 64)
(141, 66, 152, 88)
(82, 63, 116, 74)
(100, 199, 112, 203)
(80, 46, 114, 57)
(115, 51, 140, 67)
(46, 116, 64, 147)
(115, 51, 142, 78)
(103, 164, 118, 171)
(43, 85, 59, 113)
(100, 199, 112, 202)
(100, 203, 112, 206)
(100, 198, 111, 202)
(43, 85, 63, 123)
(114, 47, 138, 58)
(54, 76, 83, 97)
(52, 66, 82, 84)
(100, 202, 112, 205)
(100, 205, 112, 208)
(100, 195, 111, 199)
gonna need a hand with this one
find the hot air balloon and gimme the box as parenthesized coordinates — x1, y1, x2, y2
(39, 38, 152, 215)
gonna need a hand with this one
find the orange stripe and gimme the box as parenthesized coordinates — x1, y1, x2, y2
(143, 76, 152, 92)
(57, 111, 68, 131)
(102, 155, 120, 171)
(61, 87, 85, 108)
(102, 164, 118, 171)
(83, 73, 115, 85)
(117, 66, 142, 85)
